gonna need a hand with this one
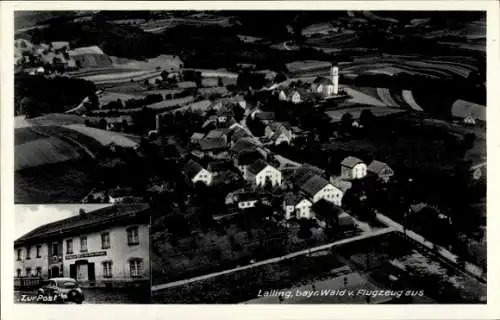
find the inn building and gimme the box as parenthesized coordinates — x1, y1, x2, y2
(14, 204, 151, 288)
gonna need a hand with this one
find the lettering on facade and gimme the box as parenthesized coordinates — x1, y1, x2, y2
(65, 251, 107, 260)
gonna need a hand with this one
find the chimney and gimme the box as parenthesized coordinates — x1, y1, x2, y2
(331, 63, 339, 95)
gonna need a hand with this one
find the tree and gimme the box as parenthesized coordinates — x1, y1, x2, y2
(161, 70, 169, 81)
(274, 72, 287, 84)
(359, 109, 375, 130)
(217, 77, 223, 87)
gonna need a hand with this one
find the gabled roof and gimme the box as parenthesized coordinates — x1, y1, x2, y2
(191, 132, 205, 141)
(300, 175, 331, 197)
(313, 76, 333, 85)
(15, 204, 150, 246)
(237, 150, 265, 166)
(255, 112, 275, 120)
(341, 156, 364, 168)
(283, 192, 310, 207)
(230, 127, 250, 142)
(367, 160, 392, 175)
(206, 129, 226, 140)
(247, 159, 271, 175)
(330, 178, 351, 193)
(184, 159, 204, 179)
(230, 137, 258, 154)
(199, 138, 227, 151)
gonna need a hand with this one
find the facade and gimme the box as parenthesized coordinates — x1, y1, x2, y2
(246, 160, 282, 187)
(184, 160, 213, 186)
(283, 193, 313, 219)
(340, 156, 367, 180)
(14, 204, 151, 288)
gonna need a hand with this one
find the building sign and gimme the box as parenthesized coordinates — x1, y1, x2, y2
(65, 251, 107, 260)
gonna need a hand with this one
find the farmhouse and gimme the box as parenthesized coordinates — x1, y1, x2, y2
(367, 160, 394, 182)
(184, 160, 213, 186)
(283, 193, 313, 220)
(340, 156, 367, 180)
(300, 175, 343, 206)
(265, 122, 294, 145)
(246, 160, 282, 187)
(234, 150, 266, 179)
(14, 204, 150, 287)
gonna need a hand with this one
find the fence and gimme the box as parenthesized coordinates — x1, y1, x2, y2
(14, 277, 42, 290)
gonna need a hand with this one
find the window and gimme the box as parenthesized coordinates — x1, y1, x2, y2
(26, 246, 31, 260)
(102, 261, 112, 278)
(36, 245, 41, 258)
(17, 249, 22, 261)
(52, 243, 59, 256)
(129, 259, 143, 277)
(127, 227, 139, 245)
(101, 232, 111, 249)
(66, 239, 73, 254)
(16, 269, 21, 278)
(36, 267, 42, 277)
(26, 267, 32, 277)
(80, 236, 88, 252)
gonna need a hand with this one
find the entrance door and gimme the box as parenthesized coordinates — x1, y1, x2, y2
(88, 263, 95, 281)
(77, 263, 89, 281)
(70, 264, 76, 279)
(51, 266, 59, 277)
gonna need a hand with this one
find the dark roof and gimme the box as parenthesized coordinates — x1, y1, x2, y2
(15, 204, 150, 246)
(230, 127, 250, 142)
(255, 112, 275, 120)
(206, 129, 226, 140)
(313, 76, 333, 85)
(283, 192, 309, 206)
(247, 159, 270, 175)
(237, 150, 265, 166)
(341, 156, 364, 168)
(237, 192, 261, 202)
(293, 164, 325, 185)
(367, 160, 392, 175)
(207, 160, 233, 172)
(199, 138, 227, 151)
(300, 175, 330, 197)
(184, 159, 204, 179)
(230, 137, 258, 154)
(330, 178, 351, 193)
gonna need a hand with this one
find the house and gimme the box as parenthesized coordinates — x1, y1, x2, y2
(236, 193, 262, 210)
(367, 160, 394, 182)
(205, 129, 228, 144)
(190, 132, 205, 145)
(464, 114, 476, 125)
(229, 127, 251, 145)
(311, 76, 335, 97)
(230, 137, 259, 155)
(330, 177, 352, 198)
(265, 122, 294, 145)
(234, 150, 266, 179)
(340, 156, 367, 180)
(293, 164, 327, 186)
(198, 138, 228, 157)
(283, 193, 313, 220)
(184, 160, 212, 186)
(14, 204, 150, 287)
(246, 160, 282, 187)
(300, 175, 343, 206)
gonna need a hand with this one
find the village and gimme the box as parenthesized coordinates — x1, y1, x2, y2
(12, 10, 487, 305)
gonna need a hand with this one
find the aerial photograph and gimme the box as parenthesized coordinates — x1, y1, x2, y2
(13, 9, 486, 304)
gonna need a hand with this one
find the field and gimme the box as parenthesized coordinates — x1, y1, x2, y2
(15, 160, 96, 203)
(63, 124, 139, 148)
(325, 105, 406, 122)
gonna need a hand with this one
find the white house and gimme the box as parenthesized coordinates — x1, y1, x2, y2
(246, 160, 282, 187)
(283, 193, 313, 219)
(279, 88, 302, 104)
(265, 122, 294, 145)
(184, 160, 213, 186)
(311, 76, 335, 97)
(340, 156, 367, 180)
(300, 175, 343, 206)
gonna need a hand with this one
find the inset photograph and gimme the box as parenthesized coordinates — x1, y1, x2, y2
(14, 204, 151, 304)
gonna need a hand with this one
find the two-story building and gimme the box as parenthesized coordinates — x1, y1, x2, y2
(340, 156, 367, 180)
(300, 175, 343, 206)
(14, 204, 151, 288)
(184, 159, 213, 186)
(246, 160, 282, 187)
